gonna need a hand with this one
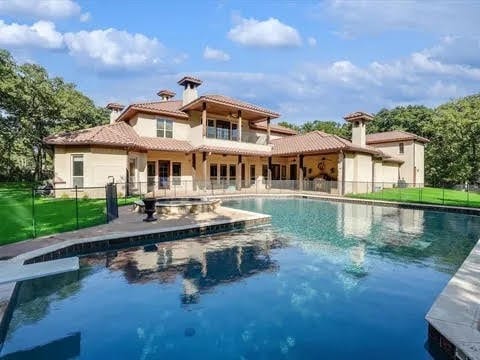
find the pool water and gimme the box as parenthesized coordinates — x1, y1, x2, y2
(2, 198, 480, 359)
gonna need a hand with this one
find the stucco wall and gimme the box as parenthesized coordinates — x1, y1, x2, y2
(414, 141, 425, 185)
(54, 145, 128, 189)
(343, 152, 374, 194)
(370, 140, 425, 185)
(381, 162, 400, 186)
(129, 113, 193, 140)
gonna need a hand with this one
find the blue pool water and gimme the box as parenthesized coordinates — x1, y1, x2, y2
(2, 198, 480, 359)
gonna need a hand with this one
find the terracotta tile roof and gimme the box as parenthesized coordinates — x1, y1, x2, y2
(344, 111, 374, 121)
(116, 100, 188, 122)
(180, 94, 280, 119)
(136, 137, 193, 152)
(271, 131, 381, 156)
(106, 102, 124, 110)
(44, 122, 138, 148)
(366, 130, 429, 144)
(195, 144, 270, 156)
(178, 76, 203, 86)
(251, 120, 298, 135)
(156, 89, 176, 98)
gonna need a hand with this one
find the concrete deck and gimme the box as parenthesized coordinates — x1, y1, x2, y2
(0, 257, 79, 285)
(426, 237, 480, 360)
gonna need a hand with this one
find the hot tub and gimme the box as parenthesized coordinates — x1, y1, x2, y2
(155, 197, 221, 215)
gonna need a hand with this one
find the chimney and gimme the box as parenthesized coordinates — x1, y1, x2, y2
(177, 76, 202, 106)
(157, 89, 175, 101)
(343, 111, 374, 148)
(106, 103, 125, 124)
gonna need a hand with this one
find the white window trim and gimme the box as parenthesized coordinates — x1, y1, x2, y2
(71, 154, 84, 188)
(156, 118, 174, 138)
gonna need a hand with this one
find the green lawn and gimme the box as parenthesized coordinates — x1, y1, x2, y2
(348, 186, 480, 208)
(0, 186, 141, 246)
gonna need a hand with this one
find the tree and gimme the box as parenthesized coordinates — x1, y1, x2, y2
(0, 49, 108, 182)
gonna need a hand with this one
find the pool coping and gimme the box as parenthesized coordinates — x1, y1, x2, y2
(425, 237, 480, 360)
(0, 206, 271, 349)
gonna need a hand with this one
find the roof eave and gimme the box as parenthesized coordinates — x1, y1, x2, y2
(116, 105, 189, 122)
(180, 96, 280, 121)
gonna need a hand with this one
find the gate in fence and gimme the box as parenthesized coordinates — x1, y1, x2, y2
(105, 183, 118, 222)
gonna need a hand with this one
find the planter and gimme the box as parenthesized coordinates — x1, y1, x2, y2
(142, 198, 157, 222)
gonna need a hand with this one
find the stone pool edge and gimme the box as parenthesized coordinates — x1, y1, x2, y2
(425, 237, 480, 360)
(0, 207, 271, 348)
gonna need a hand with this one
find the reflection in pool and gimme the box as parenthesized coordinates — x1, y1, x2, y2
(1, 198, 479, 359)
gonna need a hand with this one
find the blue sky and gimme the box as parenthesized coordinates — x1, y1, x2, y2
(1, 0, 480, 123)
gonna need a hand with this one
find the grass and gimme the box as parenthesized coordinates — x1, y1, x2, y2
(348, 186, 480, 208)
(0, 185, 142, 246)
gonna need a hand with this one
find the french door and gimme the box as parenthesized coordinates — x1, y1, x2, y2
(158, 160, 170, 189)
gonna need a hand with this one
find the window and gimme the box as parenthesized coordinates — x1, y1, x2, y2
(399, 142, 404, 154)
(229, 164, 236, 183)
(250, 165, 256, 181)
(172, 162, 181, 185)
(72, 155, 84, 188)
(157, 118, 173, 138)
(206, 119, 237, 140)
(207, 120, 216, 138)
(231, 123, 238, 141)
(220, 164, 227, 180)
(216, 120, 230, 140)
(262, 165, 268, 184)
(281, 165, 287, 180)
(210, 164, 218, 181)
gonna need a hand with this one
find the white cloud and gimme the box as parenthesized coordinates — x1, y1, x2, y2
(0, 20, 63, 49)
(79, 12, 91, 23)
(0, 0, 81, 19)
(307, 37, 317, 47)
(63, 28, 164, 70)
(228, 17, 302, 47)
(203, 46, 230, 61)
(324, 0, 480, 38)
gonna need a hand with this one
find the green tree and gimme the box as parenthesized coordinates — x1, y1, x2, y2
(0, 49, 108, 181)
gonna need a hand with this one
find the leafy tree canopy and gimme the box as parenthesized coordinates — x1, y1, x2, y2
(0, 50, 108, 182)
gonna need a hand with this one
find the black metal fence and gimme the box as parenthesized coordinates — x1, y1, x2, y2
(2, 179, 479, 245)
(0, 184, 127, 245)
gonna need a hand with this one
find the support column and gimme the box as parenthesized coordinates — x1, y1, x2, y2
(267, 156, 272, 188)
(337, 151, 344, 196)
(202, 152, 207, 191)
(298, 154, 304, 191)
(266, 117, 271, 145)
(236, 155, 242, 190)
(202, 102, 207, 138)
(237, 110, 242, 142)
(191, 153, 197, 192)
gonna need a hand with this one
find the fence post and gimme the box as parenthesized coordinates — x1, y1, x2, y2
(31, 186, 36, 238)
(75, 185, 79, 230)
(467, 184, 470, 206)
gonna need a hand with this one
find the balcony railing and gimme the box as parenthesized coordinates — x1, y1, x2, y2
(206, 132, 268, 145)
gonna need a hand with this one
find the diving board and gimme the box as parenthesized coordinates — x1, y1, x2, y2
(0, 257, 79, 285)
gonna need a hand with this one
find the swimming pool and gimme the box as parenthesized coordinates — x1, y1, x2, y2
(1, 198, 480, 359)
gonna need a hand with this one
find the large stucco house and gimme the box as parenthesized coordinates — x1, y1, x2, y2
(45, 76, 428, 196)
